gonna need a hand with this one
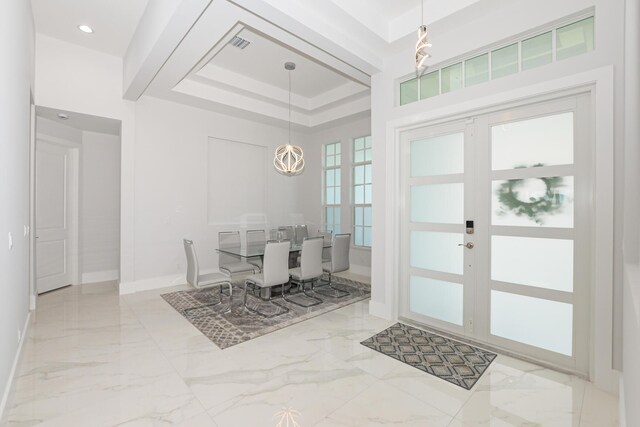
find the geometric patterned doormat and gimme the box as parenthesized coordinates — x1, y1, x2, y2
(161, 274, 370, 350)
(361, 323, 497, 390)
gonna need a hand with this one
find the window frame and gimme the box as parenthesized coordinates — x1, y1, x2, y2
(322, 141, 342, 234)
(352, 135, 372, 248)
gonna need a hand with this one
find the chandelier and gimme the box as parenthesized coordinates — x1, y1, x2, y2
(415, 0, 432, 75)
(273, 62, 305, 176)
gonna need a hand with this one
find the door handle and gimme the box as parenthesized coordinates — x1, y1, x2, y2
(458, 242, 474, 249)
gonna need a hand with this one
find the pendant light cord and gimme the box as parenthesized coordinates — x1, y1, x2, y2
(421, 0, 424, 26)
(288, 70, 292, 144)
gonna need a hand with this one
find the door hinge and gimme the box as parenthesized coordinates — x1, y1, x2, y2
(468, 318, 474, 332)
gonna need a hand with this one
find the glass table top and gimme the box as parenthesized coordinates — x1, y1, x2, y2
(217, 242, 331, 258)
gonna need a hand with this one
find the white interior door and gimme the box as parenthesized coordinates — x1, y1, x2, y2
(36, 140, 75, 294)
(400, 93, 591, 374)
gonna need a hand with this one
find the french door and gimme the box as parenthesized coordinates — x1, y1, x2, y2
(399, 93, 591, 374)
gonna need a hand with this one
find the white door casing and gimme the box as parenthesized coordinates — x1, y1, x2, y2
(35, 139, 79, 294)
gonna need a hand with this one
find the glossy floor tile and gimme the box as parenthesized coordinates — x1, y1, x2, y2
(4, 280, 619, 426)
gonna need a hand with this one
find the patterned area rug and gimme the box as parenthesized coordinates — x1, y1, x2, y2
(161, 274, 370, 349)
(361, 323, 497, 390)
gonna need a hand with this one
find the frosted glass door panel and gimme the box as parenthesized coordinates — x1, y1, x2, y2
(492, 236, 573, 292)
(492, 113, 574, 170)
(491, 291, 573, 356)
(410, 276, 463, 325)
(411, 231, 463, 275)
(411, 133, 464, 177)
(411, 183, 463, 224)
(492, 176, 574, 227)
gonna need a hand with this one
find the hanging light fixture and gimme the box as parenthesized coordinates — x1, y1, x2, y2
(273, 62, 305, 176)
(415, 0, 432, 76)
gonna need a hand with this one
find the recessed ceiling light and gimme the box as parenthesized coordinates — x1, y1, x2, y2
(78, 25, 94, 34)
(57, 113, 69, 120)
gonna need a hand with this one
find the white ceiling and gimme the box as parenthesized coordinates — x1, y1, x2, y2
(31, 0, 149, 56)
(36, 106, 121, 136)
(210, 27, 357, 98)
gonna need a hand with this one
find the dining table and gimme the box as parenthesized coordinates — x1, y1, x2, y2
(217, 241, 332, 298)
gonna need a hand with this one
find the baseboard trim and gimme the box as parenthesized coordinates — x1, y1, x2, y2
(0, 312, 31, 424)
(82, 270, 119, 284)
(348, 264, 371, 277)
(119, 274, 184, 295)
(369, 300, 394, 320)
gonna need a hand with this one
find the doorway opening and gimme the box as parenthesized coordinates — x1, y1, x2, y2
(34, 107, 122, 295)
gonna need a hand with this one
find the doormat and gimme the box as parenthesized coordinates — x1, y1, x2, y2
(361, 322, 497, 390)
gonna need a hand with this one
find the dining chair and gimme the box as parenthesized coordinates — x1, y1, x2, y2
(246, 229, 265, 272)
(294, 224, 309, 245)
(243, 240, 291, 317)
(183, 239, 232, 314)
(218, 231, 258, 276)
(283, 237, 324, 308)
(318, 230, 333, 263)
(278, 226, 295, 242)
(315, 233, 351, 298)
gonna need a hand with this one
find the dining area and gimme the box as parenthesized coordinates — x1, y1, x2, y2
(180, 225, 363, 328)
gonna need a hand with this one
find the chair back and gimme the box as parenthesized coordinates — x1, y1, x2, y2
(330, 233, 351, 273)
(218, 231, 241, 266)
(278, 226, 295, 242)
(263, 241, 291, 286)
(246, 229, 265, 247)
(294, 225, 309, 245)
(183, 239, 199, 287)
(300, 237, 323, 279)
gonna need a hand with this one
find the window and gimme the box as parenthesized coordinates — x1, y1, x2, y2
(398, 14, 595, 105)
(323, 142, 341, 233)
(353, 136, 372, 247)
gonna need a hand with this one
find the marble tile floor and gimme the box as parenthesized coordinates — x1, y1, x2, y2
(4, 279, 619, 427)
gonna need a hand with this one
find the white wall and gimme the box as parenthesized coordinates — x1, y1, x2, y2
(622, 0, 640, 424)
(0, 0, 34, 419)
(80, 131, 121, 283)
(370, 0, 624, 391)
(127, 95, 309, 292)
(299, 115, 372, 275)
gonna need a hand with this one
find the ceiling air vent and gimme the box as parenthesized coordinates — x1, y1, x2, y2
(229, 35, 250, 49)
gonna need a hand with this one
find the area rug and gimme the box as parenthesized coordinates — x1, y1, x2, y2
(361, 323, 497, 390)
(161, 274, 370, 349)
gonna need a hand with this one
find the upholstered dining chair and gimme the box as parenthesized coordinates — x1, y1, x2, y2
(183, 239, 232, 314)
(294, 224, 309, 245)
(246, 229, 266, 272)
(278, 226, 295, 242)
(243, 240, 291, 318)
(315, 233, 351, 298)
(283, 237, 324, 308)
(218, 231, 258, 276)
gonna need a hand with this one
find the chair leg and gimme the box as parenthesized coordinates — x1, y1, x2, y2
(243, 281, 290, 318)
(184, 284, 232, 316)
(314, 272, 350, 298)
(282, 279, 322, 308)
